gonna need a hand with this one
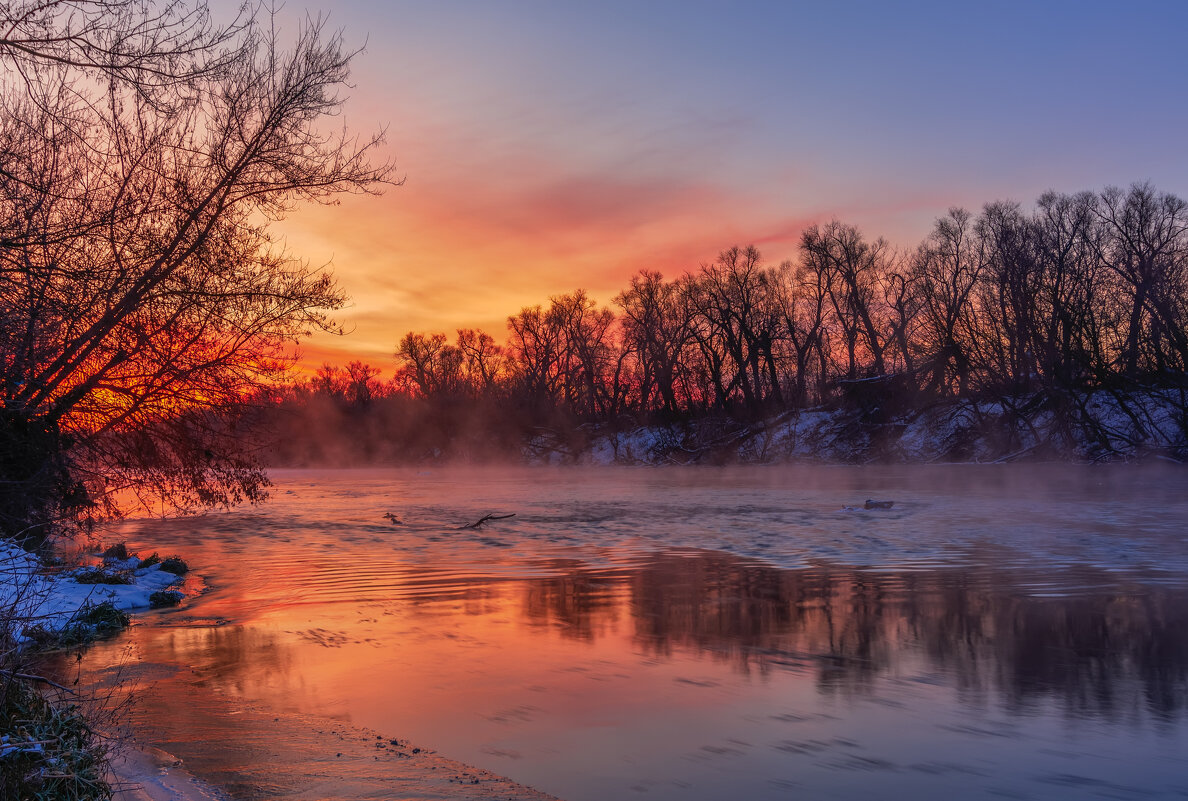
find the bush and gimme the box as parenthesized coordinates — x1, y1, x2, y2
(136, 553, 161, 569)
(72, 568, 132, 585)
(0, 680, 111, 801)
(159, 556, 188, 576)
(101, 542, 128, 561)
(149, 590, 184, 608)
(75, 601, 130, 635)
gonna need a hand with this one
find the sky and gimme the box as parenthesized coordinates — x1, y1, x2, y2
(247, 1, 1188, 371)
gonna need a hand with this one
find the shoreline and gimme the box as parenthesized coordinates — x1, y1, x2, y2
(4, 538, 561, 801)
(109, 744, 229, 801)
(2, 540, 191, 798)
(102, 691, 562, 801)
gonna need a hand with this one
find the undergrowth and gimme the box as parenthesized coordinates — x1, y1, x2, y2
(71, 568, 132, 586)
(19, 602, 131, 651)
(0, 677, 112, 800)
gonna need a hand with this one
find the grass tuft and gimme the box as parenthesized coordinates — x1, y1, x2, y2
(0, 678, 112, 800)
(100, 542, 128, 561)
(71, 568, 132, 585)
(23, 602, 132, 648)
(149, 590, 184, 608)
(158, 556, 188, 576)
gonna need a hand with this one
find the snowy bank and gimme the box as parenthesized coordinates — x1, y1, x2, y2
(1, 540, 185, 645)
(542, 389, 1188, 465)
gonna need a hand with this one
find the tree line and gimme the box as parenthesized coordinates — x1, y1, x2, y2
(266, 183, 1187, 461)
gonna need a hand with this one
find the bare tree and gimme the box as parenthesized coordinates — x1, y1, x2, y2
(616, 270, 695, 417)
(1094, 183, 1188, 380)
(800, 221, 889, 380)
(0, 3, 392, 545)
(395, 333, 464, 399)
(506, 304, 564, 415)
(456, 328, 508, 396)
(770, 259, 829, 406)
(1030, 190, 1103, 389)
(973, 201, 1041, 395)
(0, 1, 240, 86)
(912, 208, 986, 397)
(685, 246, 782, 415)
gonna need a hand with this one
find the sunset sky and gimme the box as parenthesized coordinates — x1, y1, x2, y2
(255, 1, 1188, 371)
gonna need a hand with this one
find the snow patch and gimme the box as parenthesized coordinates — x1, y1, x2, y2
(1, 540, 185, 644)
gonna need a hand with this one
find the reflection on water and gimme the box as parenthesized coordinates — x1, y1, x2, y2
(75, 466, 1188, 800)
(555, 553, 1188, 719)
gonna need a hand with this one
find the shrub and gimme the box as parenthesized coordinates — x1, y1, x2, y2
(75, 601, 130, 635)
(72, 568, 132, 585)
(27, 602, 132, 648)
(101, 542, 129, 561)
(149, 590, 184, 608)
(0, 680, 111, 800)
(159, 556, 188, 576)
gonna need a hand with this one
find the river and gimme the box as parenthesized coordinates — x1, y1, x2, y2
(73, 464, 1188, 800)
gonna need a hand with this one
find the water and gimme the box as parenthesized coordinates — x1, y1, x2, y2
(75, 465, 1188, 800)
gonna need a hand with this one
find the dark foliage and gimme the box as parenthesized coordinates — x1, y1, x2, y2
(149, 590, 184, 608)
(0, 1, 391, 546)
(158, 556, 188, 576)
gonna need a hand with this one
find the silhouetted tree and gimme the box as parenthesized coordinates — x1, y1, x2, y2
(973, 201, 1041, 395)
(616, 270, 696, 417)
(686, 246, 782, 415)
(361, 187, 1188, 461)
(1030, 191, 1102, 390)
(801, 221, 889, 380)
(912, 208, 985, 397)
(395, 333, 464, 399)
(0, 2, 390, 545)
(506, 304, 564, 416)
(1094, 183, 1188, 380)
(456, 328, 508, 396)
(770, 259, 830, 406)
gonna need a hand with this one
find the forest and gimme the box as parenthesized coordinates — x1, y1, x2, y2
(258, 184, 1188, 464)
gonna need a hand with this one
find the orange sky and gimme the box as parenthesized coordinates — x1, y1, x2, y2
(277, 140, 950, 374)
(267, 2, 1188, 377)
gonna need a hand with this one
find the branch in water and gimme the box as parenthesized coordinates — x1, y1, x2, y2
(461, 513, 516, 529)
(0, 669, 77, 694)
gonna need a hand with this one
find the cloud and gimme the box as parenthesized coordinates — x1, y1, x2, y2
(273, 76, 971, 371)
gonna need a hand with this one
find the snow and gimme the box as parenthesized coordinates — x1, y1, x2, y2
(576, 389, 1187, 465)
(1, 539, 184, 644)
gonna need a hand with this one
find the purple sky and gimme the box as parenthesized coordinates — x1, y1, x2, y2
(237, 1, 1188, 367)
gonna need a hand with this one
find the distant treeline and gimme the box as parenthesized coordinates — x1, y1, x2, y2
(253, 184, 1188, 462)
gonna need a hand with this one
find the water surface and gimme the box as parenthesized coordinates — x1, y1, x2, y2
(80, 465, 1188, 800)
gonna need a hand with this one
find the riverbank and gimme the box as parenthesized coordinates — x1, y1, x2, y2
(1, 541, 188, 638)
(4, 537, 562, 800)
(1, 539, 193, 798)
(533, 389, 1188, 465)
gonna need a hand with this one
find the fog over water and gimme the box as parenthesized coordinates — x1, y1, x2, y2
(77, 465, 1188, 800)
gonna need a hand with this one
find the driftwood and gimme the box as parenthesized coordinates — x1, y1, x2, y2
(461, 513, 516, 529)
(864, 499, 894, 510)
(0, 669, 76, 693)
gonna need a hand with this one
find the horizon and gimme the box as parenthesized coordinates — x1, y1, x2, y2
(242, 1, 1188, 372)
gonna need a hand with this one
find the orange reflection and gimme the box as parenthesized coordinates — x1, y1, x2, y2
(65, 548, 1188, 801)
